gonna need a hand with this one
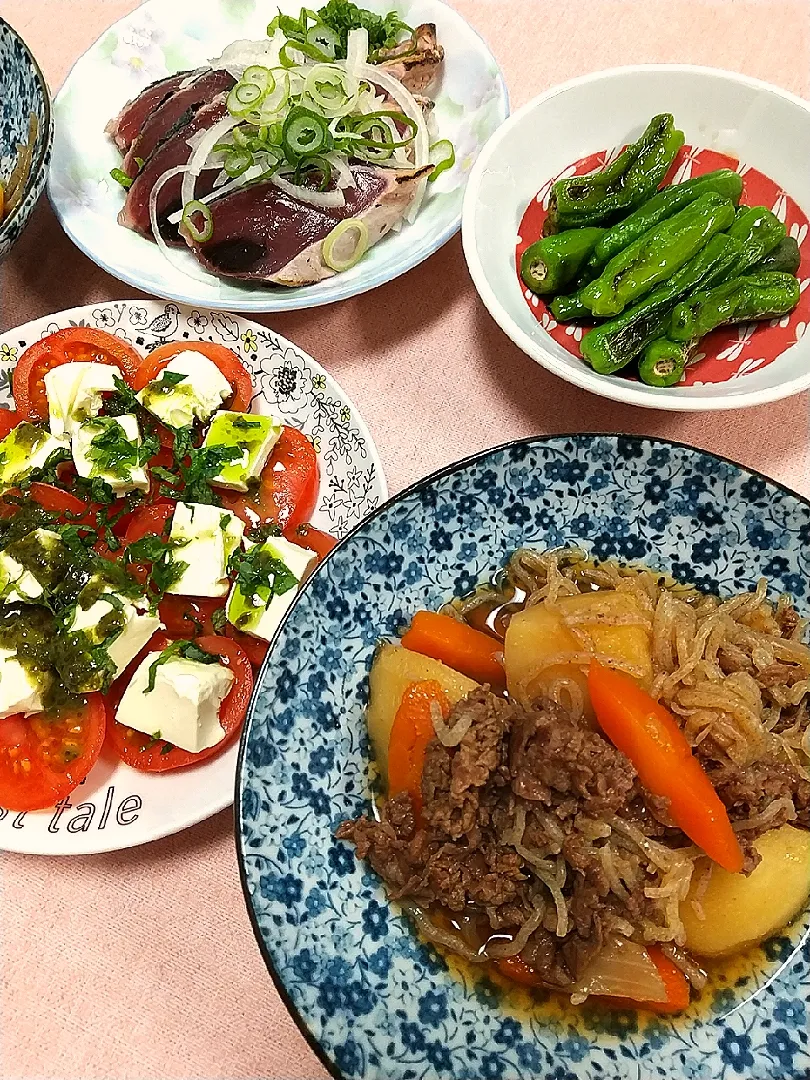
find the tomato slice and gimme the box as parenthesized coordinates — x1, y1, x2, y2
(0, 695, 107, 811)
(0, 409, 22, 440)
(159, 596, 225, 639)
(225, 624, 269, 667)
(221, 426, 318, 529)
(284, 522, 338, 560)
(28, 482, 96, 524)
(132, 341, 253, 412)
(106, 633, 253, 772)
(124, 500, 175, 544)
(13, 328, 143, 420)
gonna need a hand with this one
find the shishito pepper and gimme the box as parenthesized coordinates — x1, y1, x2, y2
(752, 235, 801, 275)
(587, 169, 744, 271)
(726, 205, 786, 275)
(545, 114, 685, 233)
(520, 227, 605, 295)
(580, 192, 737, 318)
(580, 233, 743, 375)
(638, 337, 694, 387)
(668, 271, 801, 341)
(550, 292, 590, 321)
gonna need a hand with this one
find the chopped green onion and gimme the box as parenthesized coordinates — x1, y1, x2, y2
(282, 105, 334, 159)
(224, 147, 254, 178)
(110, 167, 133, 190)
(322, 218, 369, 272)
(306, 22, 340, 59)
(303, 64, 358, 117)
(294, 154, 333, 191)
(279, 38, 333, 67)
(428, 139, 455, 182)
(242, 65, 274, 94)
(180, 200, 214, 243)
(232, 125, 252, 149)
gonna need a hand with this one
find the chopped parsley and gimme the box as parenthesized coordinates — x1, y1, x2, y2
(84, 417, 159, 481)
(229, 543, 298, 606)
(145, 639, 220, 692)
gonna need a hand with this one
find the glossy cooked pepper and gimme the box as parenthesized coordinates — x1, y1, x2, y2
(588, 169, 744, 272)
(638, 337, 694, 386)
(726, 205, 786, 275)
(579, 232, 743, 375)
(550, 291, 591, 321)
(751, 234, 801, 275)
(668, 271, 801, 341)
(520, 227, 605, 295)
(580, 192, 737, 318)
(545, 114, 685, 232)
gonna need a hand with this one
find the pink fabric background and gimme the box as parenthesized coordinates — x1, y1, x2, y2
(1, 1, 809, 1078)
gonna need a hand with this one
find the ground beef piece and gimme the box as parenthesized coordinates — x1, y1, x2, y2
(510, 704, 637, 816)
(703, 755, 810, 832)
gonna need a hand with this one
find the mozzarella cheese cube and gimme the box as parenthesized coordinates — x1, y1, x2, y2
(0, 528, 65, 602)
(115, 652, 234, 753)
(137, 352, 232, 428)
(44, 362, 118, 438)
(166, 501, 244, 597)
(72, 413, 149, 494)
(0, 647, 44, 717)
(70, 595, 162, 677)
(201, 411, 282, 492)
(0, 421, 69, 486)
(226, 534, 315, 642)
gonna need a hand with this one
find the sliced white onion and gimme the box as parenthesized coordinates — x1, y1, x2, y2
(325, 151, 356, 189)
(346, 28, 369, 83)
(167, 162, 266, 225)
(148, 165, 221, 285)
(356, 62, 428, 221)
(210, 35, 284, 80)
(179, 114, 241, 216)
(570, 937, 668, 1006)
(269, 173, 346, 208)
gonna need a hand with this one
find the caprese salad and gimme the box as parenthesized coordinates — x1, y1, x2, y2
(0, 326, 335, 812)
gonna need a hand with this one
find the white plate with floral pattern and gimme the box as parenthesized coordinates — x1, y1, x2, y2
(47, 0, 509, 313)
(0, 299, 386, 854)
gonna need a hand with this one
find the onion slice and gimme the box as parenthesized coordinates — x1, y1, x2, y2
(269, 173, 345, 208)
(570, 937, 667, 1006)
(148, 165, 221, 285)
(179, 115, 241, 218)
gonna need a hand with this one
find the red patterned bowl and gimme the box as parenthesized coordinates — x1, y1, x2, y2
(462, 66, 810, 411)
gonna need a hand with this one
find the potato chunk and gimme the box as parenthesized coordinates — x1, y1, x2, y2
(504, 591, 653, 714)
(366, 643, 478, 781)
(681, 825, 810, 957)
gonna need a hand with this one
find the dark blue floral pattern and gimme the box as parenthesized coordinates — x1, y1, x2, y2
(238, 435, 810, 1079)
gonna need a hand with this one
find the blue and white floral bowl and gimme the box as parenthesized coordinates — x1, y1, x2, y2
(0, 18, 52, 262)
(237, 435, 810, 1080)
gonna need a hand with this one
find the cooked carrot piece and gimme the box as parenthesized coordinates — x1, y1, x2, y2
(401, 610, 505, 687)
(387, 680, 449, 813)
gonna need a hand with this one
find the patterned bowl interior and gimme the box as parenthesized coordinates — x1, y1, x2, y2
(0, 17, 52, 260)
(238, 435, 810, 1080)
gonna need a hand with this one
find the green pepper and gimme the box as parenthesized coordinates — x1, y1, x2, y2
(520, 228, 605, 295)
(580, 192, 736, 318)
(579, 233, 743, 375)
(668, 271, 801, 341)
(545, 114, 685, 232)
(751, 234, 801, 276)
(726, 205, 786, 275)
(550, 292, 591, 321)
(587, 169, 744, 271)
(638, 337, 695, 386)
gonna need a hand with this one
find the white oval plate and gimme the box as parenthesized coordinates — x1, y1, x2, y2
(48, 0, 508, 313)
(0, 299, 387, 854)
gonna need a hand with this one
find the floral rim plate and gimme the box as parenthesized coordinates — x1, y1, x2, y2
(47, 0, 509, 313)
(0, 299, 386, 856)
(237, 434, 810, 1080)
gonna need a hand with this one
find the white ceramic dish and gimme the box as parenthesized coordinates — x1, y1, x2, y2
(462, 66, 810, 411)
(48, 0, 508, 313)
(0, 300, 387, 855)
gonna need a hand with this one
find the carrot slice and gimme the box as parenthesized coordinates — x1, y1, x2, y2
(387, 680, 449, 814)
(588, 660, 744, 873)
(400, 610, 504, 687)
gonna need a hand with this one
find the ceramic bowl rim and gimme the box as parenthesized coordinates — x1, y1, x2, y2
(461, 63, 810, 413)
(235, 429, 810, 1080)
(0, 15, 53, 241)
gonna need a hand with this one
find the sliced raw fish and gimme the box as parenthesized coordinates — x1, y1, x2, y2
(118, 95, 230, 244)
(186, 165, 431, 286)
(122, 69, 235, 177)
(377, 24, 444, 94)
(106, 71, 194, 152)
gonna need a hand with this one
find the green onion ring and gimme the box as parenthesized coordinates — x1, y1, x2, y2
(224, 147, 254, 178)
(180, 200, 214, 243)
(322, 218, 369, 272)
(294, 154, 333, 191)
(428, 139, 456, 182)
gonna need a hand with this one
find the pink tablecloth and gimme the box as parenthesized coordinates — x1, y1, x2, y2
(1, 2, 809, 1078)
